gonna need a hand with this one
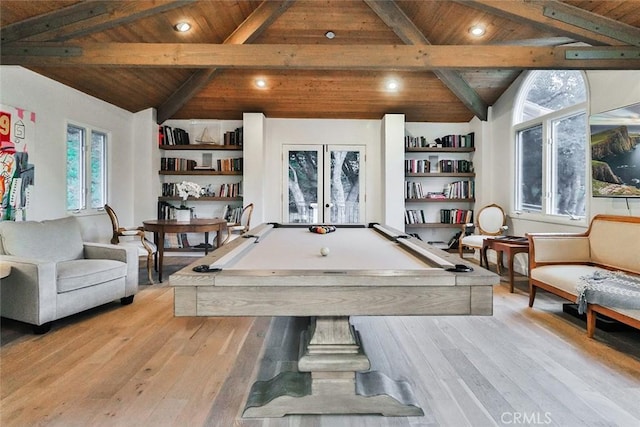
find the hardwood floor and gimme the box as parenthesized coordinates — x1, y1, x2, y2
(1, 260, 639, 426)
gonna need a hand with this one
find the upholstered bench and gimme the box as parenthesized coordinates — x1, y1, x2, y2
(527, 214, 640, 338)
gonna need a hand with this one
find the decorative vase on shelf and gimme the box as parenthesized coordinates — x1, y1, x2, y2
(176, 208, 191, 222)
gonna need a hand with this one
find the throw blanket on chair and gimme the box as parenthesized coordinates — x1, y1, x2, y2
(577, 271, 640, 314)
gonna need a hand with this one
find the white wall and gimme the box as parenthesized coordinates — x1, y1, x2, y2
(490, 70, 640, 237)
(6, 64, 637, 241)
(0, 66, 137, 223)
(587, 71, 640, 218)
(489, 70, 640, 272)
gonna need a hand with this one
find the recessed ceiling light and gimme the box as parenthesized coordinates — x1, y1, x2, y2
(325, 31, 336, 40)
(469, 25, 486, 37)
(174, 22, 191, 32)
(386, 79, 399, 91)
(255, 78, 267, 88)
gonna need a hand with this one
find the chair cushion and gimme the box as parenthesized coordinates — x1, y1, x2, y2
(461, 235, 485, 249)
(0, 216, 84, 262)
(530, 265, 606, 296)
(57, 259, 127, 293)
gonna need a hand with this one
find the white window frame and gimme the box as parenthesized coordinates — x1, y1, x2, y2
(512, 71, 589, 227)
(66, 121, 109, 213)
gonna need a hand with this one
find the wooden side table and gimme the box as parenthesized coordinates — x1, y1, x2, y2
(482, 237, 529, 293)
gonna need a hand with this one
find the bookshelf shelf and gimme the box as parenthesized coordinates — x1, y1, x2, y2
(158, 196, 242, 202)
(405, 147, 475, 153)
(159, 144, 242, 151)
(405, 223, 465, 228)
(405, 198, 475, 203)
(157, 119, 245, 253)
(404, 129, 476, 239)
(159, 170, 242, 176)
(406, 172, 475, 178)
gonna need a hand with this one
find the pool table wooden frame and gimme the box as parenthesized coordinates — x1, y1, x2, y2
(170, 223, 498, 418)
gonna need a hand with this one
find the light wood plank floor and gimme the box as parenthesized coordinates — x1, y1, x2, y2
(1, 261, 639, 426)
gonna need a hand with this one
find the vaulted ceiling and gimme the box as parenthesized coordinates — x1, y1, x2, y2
(1, 1, 639, 123)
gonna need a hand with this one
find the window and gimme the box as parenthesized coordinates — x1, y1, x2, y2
(66, 123, 107, 211)
(513, 70, 588, 220)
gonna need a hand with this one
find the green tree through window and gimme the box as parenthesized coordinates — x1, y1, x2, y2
(66, 123, 107, 211)
(514, 71, 588, 219)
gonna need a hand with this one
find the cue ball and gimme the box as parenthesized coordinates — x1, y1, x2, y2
(320, 247, 330, 256)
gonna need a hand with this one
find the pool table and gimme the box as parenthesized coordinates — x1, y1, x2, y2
(170, 223, 499, 418)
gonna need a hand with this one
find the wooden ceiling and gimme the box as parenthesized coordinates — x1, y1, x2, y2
(1, 1, 639, 123)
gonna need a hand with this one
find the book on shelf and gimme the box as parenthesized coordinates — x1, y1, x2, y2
(159, 125, 190, 146)
(216, 157, 243, 172)
(404, 131, 475, 149)
(440, 208, 473, 224)
(427, 192, 446, 199)
(404, 209, 426, 224)
(435, 132, 475, 148)
(405, 159, 431, 174)
(223, 127, 244, 146)
(443, 180, 474, 199)
(160, 157, 197, 171)
(437, 159, 473, 173)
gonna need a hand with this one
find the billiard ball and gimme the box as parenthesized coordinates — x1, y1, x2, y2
(320, 247, 330, 256)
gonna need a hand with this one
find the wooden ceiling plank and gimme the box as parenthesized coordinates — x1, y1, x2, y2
(156, 0, 295, 124)
(1, 1, 111, 44)
(364, 0, 488, 121)
(1, 1, 198, 44)
(542, 2, 640, 47)
(459, 0, 628, 46)
(4, 43, 640, 70)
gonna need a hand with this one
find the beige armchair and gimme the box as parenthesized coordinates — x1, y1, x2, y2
(105, 204, 157, 284)
(0, 216, 138, 334)
(458, 204, 507, 265)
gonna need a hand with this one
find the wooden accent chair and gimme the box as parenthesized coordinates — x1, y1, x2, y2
(224, 203, 254, 244)
(105, 204, 157, 284)
(458, 203, 507, 265)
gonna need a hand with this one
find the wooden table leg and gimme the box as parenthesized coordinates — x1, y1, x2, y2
(243, 316, 424, 418)
(157, 232, 165, 283)
(507, 248, 515, 293)
(204, 232, 209, 255)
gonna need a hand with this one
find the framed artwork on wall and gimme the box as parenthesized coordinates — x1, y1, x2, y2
(590, 102, 640, 198)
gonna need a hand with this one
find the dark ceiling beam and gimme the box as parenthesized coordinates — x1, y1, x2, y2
(4, 44, 639, 69)
(0, 1, 196, 44)
(542, 2, 640, 47)
(156, 0, 294, 124)
(459, 0, 629, 47)
(364, 0, 488, 121)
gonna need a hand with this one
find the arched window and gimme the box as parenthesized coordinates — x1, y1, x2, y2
(513, 70, 588, 220)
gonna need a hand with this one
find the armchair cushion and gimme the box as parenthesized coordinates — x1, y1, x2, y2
(57, 259, 127, 293)
(0, 216, 83, 262)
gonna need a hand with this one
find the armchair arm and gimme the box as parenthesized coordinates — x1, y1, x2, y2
(0, 255, 57, 325)
(527, 232, 591, 269)
(83, 242, 138, 295)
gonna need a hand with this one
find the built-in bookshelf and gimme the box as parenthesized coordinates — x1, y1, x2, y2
(404, 128, 476, 245)
(157, 119, 245, 251)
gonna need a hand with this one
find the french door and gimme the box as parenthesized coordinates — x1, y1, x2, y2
(284, 145, 365, 224)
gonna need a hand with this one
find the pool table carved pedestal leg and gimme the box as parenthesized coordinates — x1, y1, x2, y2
(243, 316, 424, 418)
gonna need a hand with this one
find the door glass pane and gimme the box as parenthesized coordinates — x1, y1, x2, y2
(516, 125, 543, 212)
(551, 113, 586, 217)
(90, 131, 107, 209)
(66, 125, 84, 210)
(288, 150, 318, 223)
(330, 150, 360, 223)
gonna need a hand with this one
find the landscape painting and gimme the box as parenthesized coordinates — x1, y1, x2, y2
(590, 102, 640, 197)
